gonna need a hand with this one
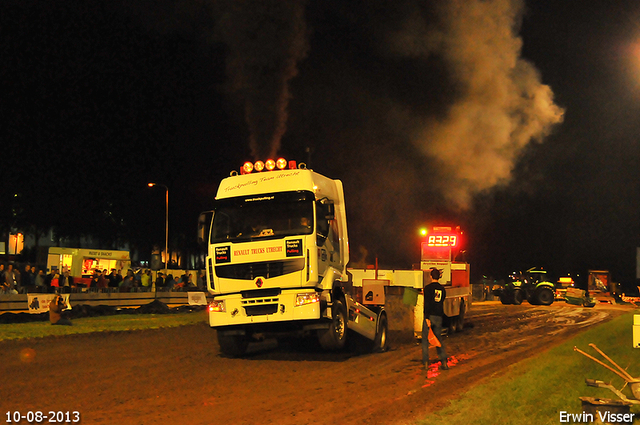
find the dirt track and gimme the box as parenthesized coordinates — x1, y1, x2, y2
(0, 302, 631, 425)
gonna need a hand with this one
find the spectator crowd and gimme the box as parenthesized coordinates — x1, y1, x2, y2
(0, 263, 206, 294)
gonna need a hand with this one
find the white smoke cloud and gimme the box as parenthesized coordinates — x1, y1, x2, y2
(386, 0, 564, 207)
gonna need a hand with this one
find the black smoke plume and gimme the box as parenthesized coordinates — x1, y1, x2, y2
(217, 0, 308, 160)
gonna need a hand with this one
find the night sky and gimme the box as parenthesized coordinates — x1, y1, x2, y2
(2, 1, 640, 290)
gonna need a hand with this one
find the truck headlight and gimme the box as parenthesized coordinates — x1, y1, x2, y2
(296, 292, 320, 306)
(208, 300, 226, 312)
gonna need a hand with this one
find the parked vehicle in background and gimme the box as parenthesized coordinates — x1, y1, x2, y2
(555, 276, 575, 300)
(493, 267, 555, 306)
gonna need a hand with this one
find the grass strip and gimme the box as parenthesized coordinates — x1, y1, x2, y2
(415, 312, 640, 425)
(0, 310, 208, 341)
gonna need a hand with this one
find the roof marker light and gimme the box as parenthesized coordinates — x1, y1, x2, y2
(239, 158, 298, 174)
(242, 162, 253, 174)
(265, 159, 276, 171)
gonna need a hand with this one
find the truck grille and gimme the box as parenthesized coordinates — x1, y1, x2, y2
(215, 258, 305, 280)
(241, 290, 281, 316)
(244, 304, 279, 316)
(241, 288, 281, 298)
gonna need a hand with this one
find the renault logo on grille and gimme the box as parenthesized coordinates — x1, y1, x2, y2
(255, 277, 264, 288)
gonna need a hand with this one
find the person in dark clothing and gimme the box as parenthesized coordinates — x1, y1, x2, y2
(422, 267, 448, 370)
(44, 269, 55, 292)
(60, 271, 74, 293)
(163, 274, 176, 291)
(107, 269, 118, 288)
(114, 269, 123, 288)
(155, 272, 165, 290)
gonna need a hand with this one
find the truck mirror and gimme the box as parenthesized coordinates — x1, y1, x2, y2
(324, 203, 335, 220)
(315, 202, 332, 247)
(317, 201, 334, 220)
(316, 216, 329, 246)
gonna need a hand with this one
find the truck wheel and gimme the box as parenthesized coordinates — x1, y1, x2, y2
(513, 290, 523, 305)
(318, 299, 347, 351)
(535, 287, 554, 306)
(217, 331, 249, 357)
(447, 317, 458, 334)
(456, 302, 465, 331)
(499, 294, 510, 305)
(372, 312, 389, 353)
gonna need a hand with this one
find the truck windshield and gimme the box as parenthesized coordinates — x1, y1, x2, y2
(211, 196, 314, 243)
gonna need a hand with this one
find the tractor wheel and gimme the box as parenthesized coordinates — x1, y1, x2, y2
(318, 299, 348, 351)
(513, 290, 524, 305)
(535, 287, 554, 306)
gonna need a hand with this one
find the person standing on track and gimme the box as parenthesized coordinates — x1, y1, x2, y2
(422, 267, 449, 370)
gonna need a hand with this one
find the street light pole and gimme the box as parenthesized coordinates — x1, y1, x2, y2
(148, 183, 169, 276)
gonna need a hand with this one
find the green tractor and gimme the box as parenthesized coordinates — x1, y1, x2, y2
(493, 268, 555, 306)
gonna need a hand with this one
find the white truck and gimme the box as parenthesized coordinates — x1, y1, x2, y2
(198, 158, 388, 356)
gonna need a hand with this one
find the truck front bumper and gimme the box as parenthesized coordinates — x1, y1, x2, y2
(208, 289, 321, 328)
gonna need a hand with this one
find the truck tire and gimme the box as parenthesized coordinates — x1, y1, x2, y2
(513, 290, 523, 305)
(447, 316, 457, 334)
(456, 301, 465, 331)
(535, 287, 554, 306)
(372, 312, 389, 353)
(318, 299, 347, 351)
(499, 294, 510, 305)
(217, 331, 249, 357)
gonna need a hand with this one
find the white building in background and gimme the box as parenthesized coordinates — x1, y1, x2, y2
(1, 229, 132, 266)
(1, 229, 202, 271)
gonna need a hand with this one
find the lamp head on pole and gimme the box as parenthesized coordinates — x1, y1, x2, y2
(148, 182, 168, 191)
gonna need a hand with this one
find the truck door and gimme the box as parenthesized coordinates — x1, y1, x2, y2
(316, 201, 341, 276)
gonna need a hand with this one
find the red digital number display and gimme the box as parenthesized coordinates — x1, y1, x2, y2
(427, 235, 458, 247)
